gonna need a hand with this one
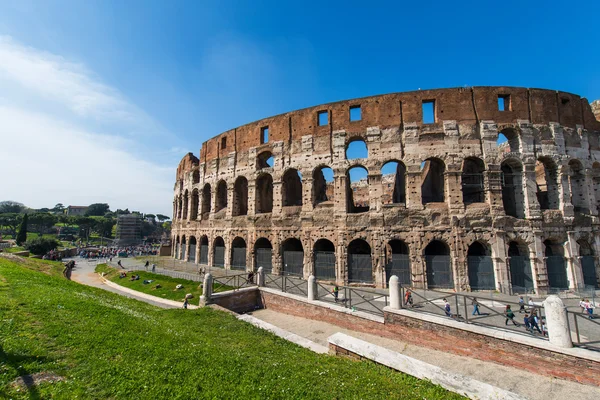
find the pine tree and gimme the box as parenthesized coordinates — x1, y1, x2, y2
(16, 214, 28, 246)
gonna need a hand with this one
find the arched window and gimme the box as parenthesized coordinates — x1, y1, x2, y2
(282, 169, 303, 207)
(192, 170, 200, 184)
(215, 180, 228, 212)
(188, 236, 197, 263)
(256, 173, 273, 213)
(199, 236, 209, 264)
(281, 238, 304, 277)
(201, 184, 212, 216)
(180, 236, 187, 260)
(313, 239, 336, 280)
(254, 238, 273, 274)
(467, 241, 494, 290)
(190, 189, 199, 220)
(346, 139, 368, 160)
(312, 166, 334, 206)
(385, 240, 410, 285)
(381, 161, 406, 204)
(348, 239, 372, 283)
(544, 239, 567, 290)
(421, 158, 445, 204)
(501, 159, 525, 218)
(535, 157, 559, 210)
(508, 241, 533, 292)
(233, 177, 248, 216)
(174, 236, 180, 260)
(578, 241, 598, 288)
(462, 158, 485, 204)
(231, 237, 247, 271)
(213, 237, 225, 268)
(568, 160, 588, 213)
(257, 151, 274, 169)
(346, 166, 369, 213)
(424, 240, 453, 289)
(182, 190, 189, 219)
(498, 128, 520, 153)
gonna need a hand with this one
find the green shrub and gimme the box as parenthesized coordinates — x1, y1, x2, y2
(24, 236, 60, 255)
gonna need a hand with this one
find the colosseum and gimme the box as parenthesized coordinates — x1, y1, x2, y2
(171, 86, 600, 294)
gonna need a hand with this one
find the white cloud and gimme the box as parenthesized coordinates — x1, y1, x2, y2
(0, 36, 176, 216)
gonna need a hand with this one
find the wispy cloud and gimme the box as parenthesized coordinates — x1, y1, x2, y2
(0, 36, 176, 215)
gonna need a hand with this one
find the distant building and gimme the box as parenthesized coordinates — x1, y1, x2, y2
(115, 214, 143, 246)
(65, 206, 88, 216)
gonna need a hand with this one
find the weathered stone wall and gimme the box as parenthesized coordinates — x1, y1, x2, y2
(171, 86, 600, 293)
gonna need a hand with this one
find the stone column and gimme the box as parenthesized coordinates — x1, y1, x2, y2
(257, 267, 265, 287)
(491, 232, 510, 293)
(523, 162, 542, 219)
(334, 170, 348, 216)
(405, 167, 423, 210)
(584, 168, 598, 216)
(566, 232, 584, 290)
(200, 273, 213, 306)
(308, 275, 317, 300)
(445, 168, 463, 214)
(531, 233, 547, 294)
(272, 180, 283, 217)
(389, 275, 401, 310)
(226, 183, 234, 219)
(337, 240, 346, 285)
(247, 180, 256, 216)
(369, 172, 383, 212)
(224, 239, 231, 270)
(302, 176, 314, 213)
(558, 165, 575, 220)
(543, 295, 573, 348)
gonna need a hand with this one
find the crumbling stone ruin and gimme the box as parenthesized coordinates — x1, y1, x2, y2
(171, 87, 600, 293)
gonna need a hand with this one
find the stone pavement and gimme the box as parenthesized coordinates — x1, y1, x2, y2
(248, 308, 600, 400)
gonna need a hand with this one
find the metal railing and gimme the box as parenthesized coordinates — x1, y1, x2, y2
(212, 273, 256, 292)
(566, 309, 600, 351)
(316, 281, 389, 316)
(264, 274, 307, 296)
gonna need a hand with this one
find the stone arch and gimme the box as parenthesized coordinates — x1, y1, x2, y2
(213, 236, 225, 268)
(199, 235, 209, 264)
(216, 180, 228, 212)
(257, 151, 274, 169)
(498, 128, 520, 153)
(188, 236, 197, 263)
(174, 235, 180, 259)
(233, 176, 248, 216)
(462, 157, 485, 204)
(180, 235, 187, 260)
(421, 158, 445, 204)
(281, 238, 304, 277)
(578, 240, 598, 288)
(254, 237, 273, 274)
(592, 162, 600, 213)
(201, 184, 212, 216)
(177, 195, 183, 219)
(282, 168, 303, 207)
(346, 137, 368, 160)
(535, 157, 559, 210)
(256, 173, 274, 213)
(182, 190, 189, 219)
(507, 241, 533, 292)
(568, 159, 588, 213)
(346, 165, 369, 213)
(385, 239, 410, 285)
(313, 239, 336, 280)
(467, 241, 494, 290)
(192, 169, 200, 184)
(381, 160, 406, 204)
(424, 240, 453, 289)
(501, 158, 525, 218)
(190, 189, 199, 220)
(312, 165, 335, 206)
(231, 237, 247, 271)
(544, 239, 568, 290)
(347, 239, 372, 283)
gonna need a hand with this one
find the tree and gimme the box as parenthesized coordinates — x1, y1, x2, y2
(115, 209, 130, 215)
(74, 216, 95, 241)
(52, 203, 65, 213)
(156, 214, 170, 222)
(85, 203, 110, 216)
(145, 214, 156, 221)
(0, 201, 25, 214)
(16, 214, 28, 245)
(28, 213, 58, 234)
(24, 237, 59, 255)
(0, 213, 22, 237)
(92, 217, 115, 238)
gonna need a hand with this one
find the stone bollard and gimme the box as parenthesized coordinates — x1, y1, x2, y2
(389, 275, 401, 310)
(308, 275, 317, 301)
(257, 267, 265, 287)
(200, 273, 213, 306)
(542, 295, 573, 348)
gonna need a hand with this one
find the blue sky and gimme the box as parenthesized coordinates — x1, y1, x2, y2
(0, 1, 598, 216)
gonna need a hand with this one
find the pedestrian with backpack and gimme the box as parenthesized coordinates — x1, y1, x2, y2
(505, 305, 518, 326)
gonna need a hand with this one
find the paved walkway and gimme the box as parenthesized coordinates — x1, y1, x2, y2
(248, 309, 600, 400)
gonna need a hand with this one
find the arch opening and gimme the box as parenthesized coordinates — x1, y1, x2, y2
(180, 235, 187, 260)
(501, 159, 525, 218)
(578, 241, 598, 288)
(233, 176, 248, 216)
(188, 236, 197, 263)
(192, 170, 200, 184)
(385, 239, 410, 286)
(421, 158, 445, 204)
(467, 241, 494, 290)
(425, 240, 453, 289)
(462, 158, 485, 204)
(254, 238, 273, 274)
(312, 166, 334, 206)
(314, 239, 336, 280)
(182, 190, 189, 219)
(216, 180, 228, 213)
(346, 166, 369, 213)
(498, 128, 520, 153)
(256, 173, 274, 214)
(201, 184, 212, 216)
(213, 237, 225, 268)
(381, 161, 406, 205)
(174, 236, 180, 260)
(568, 160, 588, 214)
(199, 235, 209, 264)
(282, 169, 303, 207)
(346, 139, 368, 160)
(544, 239, 568, 290)
(281, 238, 304, 277)
(257, 151, 274, 169)
(535, 158, 559, 210)
(348, 239, 372, 283)
(231, 237, 247, 271)
(508, 241, 533, 292)
(190, 189, 199, 220)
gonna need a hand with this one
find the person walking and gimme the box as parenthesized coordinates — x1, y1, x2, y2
(584, 299, 594, 319)
(183, 297, 189, 309)
(472, 298, 481, 315)
(333, 285, 339, 303)
(443, 298, 451, 317)
(528, 298, 535, 312)
(529, 312, 542, 334)
(152, 263, 156, 273)
(145, 261, 149, 271)
(505, 305, 518, 326)
(518, 296, 525, 313)
(404, 289, 413, 307)
(523, 314, 532, 333)
(580, 298, 587, 314)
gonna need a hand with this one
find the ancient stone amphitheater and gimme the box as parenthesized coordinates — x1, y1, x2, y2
(172, 86, 600, 294)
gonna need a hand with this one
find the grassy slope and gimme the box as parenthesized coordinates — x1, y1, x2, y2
(0, 257, 462, 400)
(96, 264, 205, 302)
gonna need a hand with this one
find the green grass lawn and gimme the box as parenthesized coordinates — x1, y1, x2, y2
(96, 264, 206, 302)
(2, 246, 26, 254)
(0, 256, 461, 399)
